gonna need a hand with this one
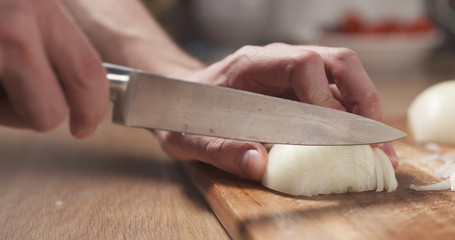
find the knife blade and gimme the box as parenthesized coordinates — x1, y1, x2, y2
(104, 63, 406, 146)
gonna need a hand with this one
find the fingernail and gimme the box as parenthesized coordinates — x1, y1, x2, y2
(240, 150, 261, 180)
(73, 126, 97, 139)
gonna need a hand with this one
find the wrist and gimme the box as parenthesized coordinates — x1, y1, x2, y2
(62, 0, 205, 80)
(103, 34, 205, 79)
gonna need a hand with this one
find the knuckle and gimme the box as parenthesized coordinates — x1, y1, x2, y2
(333, 47, 360, 62)
(285, 50, 323, 74)
(330, 48, 362, 76)
(265, 42, 288, 48)
(235, 44, 257, 54)
(351, 91, 382, 119)
(230, 46, 253, 64)
(72, 54, 106, 91)
(231, 44, 263, 62)
(297, 49, 323, 64)
(205, 138, 227, 163)
(222, 45, 260, 85)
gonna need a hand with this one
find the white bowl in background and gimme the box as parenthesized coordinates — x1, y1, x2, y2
(192, 0, 273, 48)
(317, 30, 445, 73)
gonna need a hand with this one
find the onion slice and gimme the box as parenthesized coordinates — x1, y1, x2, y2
(410, 170, 455, 191)
(374, 148, 398, 192)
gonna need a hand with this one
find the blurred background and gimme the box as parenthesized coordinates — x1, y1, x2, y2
(142, 0, 455, 76)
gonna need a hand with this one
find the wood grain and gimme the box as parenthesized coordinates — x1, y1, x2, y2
(186, 140, 455, 240)
(0, 113, 229, 240)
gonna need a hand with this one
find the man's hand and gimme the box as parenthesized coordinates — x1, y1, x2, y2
(0, 0, 108, 138)
(61, 0, 398, 180)
(155, 44, 398, 180)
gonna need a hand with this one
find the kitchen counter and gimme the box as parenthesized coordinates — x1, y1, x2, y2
(1, 50, 454, 239)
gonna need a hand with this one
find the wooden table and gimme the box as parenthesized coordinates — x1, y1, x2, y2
(1, 50, 454, 239)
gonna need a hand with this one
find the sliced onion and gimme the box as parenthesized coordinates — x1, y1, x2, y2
(261, 144, 397, 196)
(373, 148, 398, 192)
(373, 150, 384, 192)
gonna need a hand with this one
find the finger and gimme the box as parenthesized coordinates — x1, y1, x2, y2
(288, 48, 346, 111)
(205, 45, 294, 96)
(210, 44, 345, 108)
(40, 1, 108, 138)
(155, 130, 268, 181)
(318, 47, 383, 121)
(319, 48, 396, 167)
(329, 84, 354, 112)
(0, 4, 67, 131)
(380, 142, 399, 169)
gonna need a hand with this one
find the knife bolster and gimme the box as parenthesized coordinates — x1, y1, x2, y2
(105, 63, 133, 126)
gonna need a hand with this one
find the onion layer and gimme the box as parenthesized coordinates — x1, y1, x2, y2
(262, 144, 397, 196)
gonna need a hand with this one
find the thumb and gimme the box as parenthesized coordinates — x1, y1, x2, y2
(155, 131, 268, 181)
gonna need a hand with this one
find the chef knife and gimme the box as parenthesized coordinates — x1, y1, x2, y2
(105, 63, 406, 146)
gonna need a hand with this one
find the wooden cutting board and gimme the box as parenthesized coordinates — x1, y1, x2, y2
(185, 124, 455, 240)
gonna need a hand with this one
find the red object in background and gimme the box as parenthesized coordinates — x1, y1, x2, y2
(338, 13, 434, 34)
(408, 16, 434, 32)
(341, 14, 362, 33)
(364, 19, 400, 34)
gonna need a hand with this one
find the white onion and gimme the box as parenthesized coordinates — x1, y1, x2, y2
(408, 80, 455, 144)
(261, 144, 397, 196)
(407, 81, 455, 191)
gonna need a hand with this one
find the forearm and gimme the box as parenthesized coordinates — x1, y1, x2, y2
(61, 0, 204, 78)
